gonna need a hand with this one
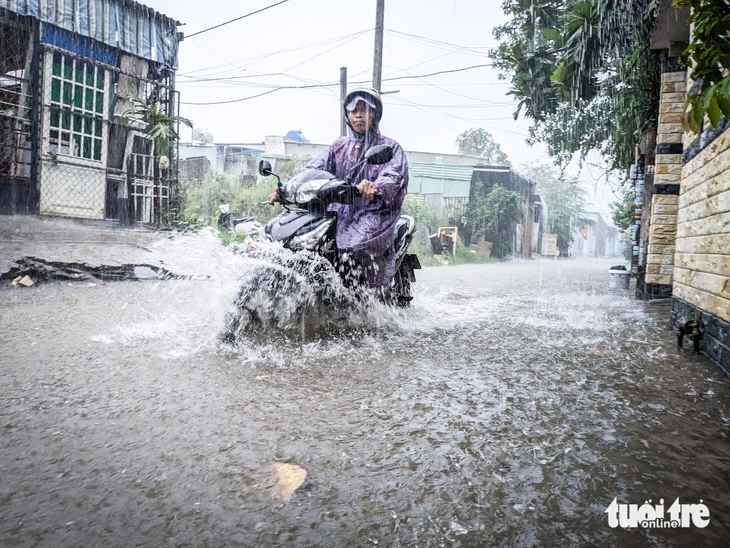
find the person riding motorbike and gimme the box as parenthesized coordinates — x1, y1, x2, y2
(268, 87, 409, 294)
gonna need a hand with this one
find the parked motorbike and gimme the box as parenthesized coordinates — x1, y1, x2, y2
(221, 144, 420, 342)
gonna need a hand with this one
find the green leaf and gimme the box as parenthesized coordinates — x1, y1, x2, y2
(550, 62, 567, 86)
(542, 28, 562, 43)
(718, 75, 730, 97)
(687, 105, 700, 134)
(716, 96, 730, 119)
(706, 97, 721, 128)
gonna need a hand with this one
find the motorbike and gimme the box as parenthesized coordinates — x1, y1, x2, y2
(221, 144, 420, 342)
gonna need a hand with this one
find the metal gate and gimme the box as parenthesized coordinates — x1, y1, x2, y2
(0, 8, 36, 214)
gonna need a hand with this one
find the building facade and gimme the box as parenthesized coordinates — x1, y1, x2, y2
(0, 0, 182, 223)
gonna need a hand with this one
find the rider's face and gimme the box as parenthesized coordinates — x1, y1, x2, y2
(348, 102, 374, 134)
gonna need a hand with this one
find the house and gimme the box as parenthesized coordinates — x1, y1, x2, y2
(263, 134, 487, 167)
(407, 163, 474, 219)
(179, 143, 264, 186)
(633, 0, 730, 372)
(0, 0, 182, 223)
(469, 165, 546, 259)
(571, 212, 622, 258)
(180, 137, 491, 216)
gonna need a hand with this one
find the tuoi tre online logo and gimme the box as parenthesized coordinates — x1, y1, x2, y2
(605, 498, 710, 529)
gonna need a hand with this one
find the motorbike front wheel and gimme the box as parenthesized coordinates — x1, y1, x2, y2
(391, 263, 414, 308)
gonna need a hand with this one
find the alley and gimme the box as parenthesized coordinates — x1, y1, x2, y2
(1, 255, 729, 547)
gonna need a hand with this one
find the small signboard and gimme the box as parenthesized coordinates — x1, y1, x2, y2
(541, 234, 558, 256)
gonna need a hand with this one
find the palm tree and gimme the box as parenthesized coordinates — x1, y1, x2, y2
(121, 94, 192, 225)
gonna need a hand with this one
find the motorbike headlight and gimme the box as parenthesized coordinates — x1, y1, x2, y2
(282, 176, 332, 205)
(288, 220, 333, 251)
(295, 181, 318, 204)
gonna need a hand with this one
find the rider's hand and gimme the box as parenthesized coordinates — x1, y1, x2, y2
(356, 179, 378, 201)
(267, 188, 278, 205)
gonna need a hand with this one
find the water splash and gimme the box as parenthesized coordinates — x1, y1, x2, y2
(219, 240, 402, 343)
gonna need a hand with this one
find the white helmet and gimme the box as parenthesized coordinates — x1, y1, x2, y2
(344, 87, 383, 125)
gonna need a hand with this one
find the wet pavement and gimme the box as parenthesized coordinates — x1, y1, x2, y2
(1, 228, 729, 547)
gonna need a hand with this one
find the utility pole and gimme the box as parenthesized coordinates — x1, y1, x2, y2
(340, 67, 347, 137)
(372, 0, 384, 91)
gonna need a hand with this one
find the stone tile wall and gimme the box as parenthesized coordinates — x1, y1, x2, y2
(646, 69, 686, 294)
(672, 123, 730, 372)
(674, 128, 730, 324)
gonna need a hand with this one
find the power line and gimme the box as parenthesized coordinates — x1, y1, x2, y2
(180, 83, 337, 106)
(186, 0, 293, 39)
(388, 94, 529, 137)
(388, 29, 496, 56)
(382, 63, 494, 82)
(180, 30, 370, 77)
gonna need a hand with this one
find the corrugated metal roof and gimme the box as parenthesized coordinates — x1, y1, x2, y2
(4, 0, 181, 68)
(408, 163, 475, 198)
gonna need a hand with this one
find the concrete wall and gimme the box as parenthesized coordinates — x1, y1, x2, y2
(645, 67, 687, 297)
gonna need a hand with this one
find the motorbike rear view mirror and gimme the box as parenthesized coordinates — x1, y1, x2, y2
(365, 145, 393, 165)
(258, 159, 273, 176)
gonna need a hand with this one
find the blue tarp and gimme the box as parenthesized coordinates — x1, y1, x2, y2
(41, 23, 117, 66)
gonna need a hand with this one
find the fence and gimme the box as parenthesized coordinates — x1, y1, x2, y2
(0, 8, 35, 214)
(0, 8, 181, 225)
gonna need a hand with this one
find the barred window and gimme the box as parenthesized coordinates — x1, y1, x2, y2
(48, 52, 105, 161)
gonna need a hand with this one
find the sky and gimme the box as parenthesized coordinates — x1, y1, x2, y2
(145, 0, 623, 221)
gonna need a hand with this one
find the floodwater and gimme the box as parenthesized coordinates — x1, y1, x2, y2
(1, 242, 729, 547)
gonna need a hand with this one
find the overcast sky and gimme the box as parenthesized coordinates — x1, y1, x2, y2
(145, 0, 623, 220)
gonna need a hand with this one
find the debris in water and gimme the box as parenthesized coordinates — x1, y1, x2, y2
(0, 256, 192, 285)
(133, 266, 159, 280)
(271, 462, 307, 504)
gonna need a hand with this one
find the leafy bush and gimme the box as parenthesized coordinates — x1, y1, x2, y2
(177, 155, 311, 226)
(179, 171, 280, 226)
(401, 194, 447, 234)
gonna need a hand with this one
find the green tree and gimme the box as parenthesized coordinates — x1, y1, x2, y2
(609, 186, 635, 230)
(610, 185, 635, 260)
(179, 155, 311, 226)
(455, 128, 511, 165)
(674, 0, 730, 132)
(492, 0, 661, 172)
(519, 162, 587, 254)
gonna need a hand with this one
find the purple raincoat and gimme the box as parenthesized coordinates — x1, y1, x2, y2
(303, 116, 408, 290)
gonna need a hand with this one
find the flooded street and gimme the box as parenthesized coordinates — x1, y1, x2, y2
(1, 252, 729, 547)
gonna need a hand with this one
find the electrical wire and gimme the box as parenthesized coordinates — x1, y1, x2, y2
(185, 0, 293, 39)
(382, 63, 494, 82)
(180, 83, 338, 106)
(387, 29, 496, 56)
(179, 30, 370, 77)
(387, 94, 529, 137)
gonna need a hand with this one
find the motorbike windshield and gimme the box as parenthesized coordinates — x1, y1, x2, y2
(282, 169, 338, 205)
